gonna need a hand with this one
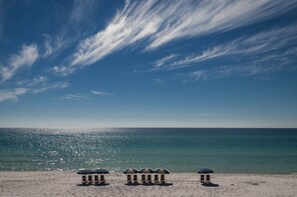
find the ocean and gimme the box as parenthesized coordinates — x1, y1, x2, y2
(0, 128, 296, 174)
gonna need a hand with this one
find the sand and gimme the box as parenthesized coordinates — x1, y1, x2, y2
(0, 171, 297, 197)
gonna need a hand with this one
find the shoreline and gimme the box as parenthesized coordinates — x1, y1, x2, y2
(1, 171, 296, 196)
(1, 170, 297, 175)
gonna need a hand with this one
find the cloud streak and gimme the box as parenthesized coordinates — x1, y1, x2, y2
(0, 44, 38, 82)
(154, 25, 297, 71)
(42, 34, 67, 58)
(59, 90, 113, 102)
(0, 78, 69, 103)
(62, 93, 90, 101)
(32, 81, 69, 94)
(189, 63, 285, 81)
(151, 24, 297, 80)
(54, 0, 297, 75)
(146, 0, 297, 49)
(0, 88, 29, 102)
(90, 90, 112, 96)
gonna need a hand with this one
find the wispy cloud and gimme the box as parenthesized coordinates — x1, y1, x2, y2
(90, 90, 112, 96)
(0, 78, 69, 103)
(54, 0, 297, 75)
(152, 54, 179, 69)
(33, 76, 47, 83)
(152, 24, 297, 80)
(0, 44, 38, 82)
(62, 93, 90, 101)
(42, 34, 67, 58)
(16, 75, 48, 86)
(61, 0, 160, 74)
(59, 90, 112, 102)
(32, 81, 69, 94)
(154, 25, 297, 71)
(146, 1, 297, 50)
(0, 88, 29, 102)
(189, 62, 285, 81)
(43, 35, 54, 58)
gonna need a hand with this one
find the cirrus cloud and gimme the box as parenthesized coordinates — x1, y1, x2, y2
(0, 44, 38, 82)
(0, 88, 29, 102)
(54, 0, 297, 75)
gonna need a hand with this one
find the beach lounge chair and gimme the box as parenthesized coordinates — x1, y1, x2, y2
(133, 175, 138, 184)
(82, 175, 87, 184)
(94, 175, 99, 184)
(154, 174, 159, 183)
(200, 175, 204, 183)
(160, 174, 165, 184)
(127, 175, 132, 184)
(205, 175, 210, 184)
(141, 174, 146, 184)
(88, 175, 93, 183)
(147, 175, 152, 183)
(100, 175, 105, 184)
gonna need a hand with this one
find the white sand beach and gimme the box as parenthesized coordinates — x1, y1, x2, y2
(0, 171, 297, 197)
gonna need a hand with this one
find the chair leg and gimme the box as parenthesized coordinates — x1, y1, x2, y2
(127, 175, 132, 184)
(161, 175, 165, 183)
(141, 175, 146, 184)
(88, 175, 93, 183)
(133, 175, 138, 183)
(100, 175, 105, 184)
(82, 175, 87, 183)
(154, 175, 159, 183)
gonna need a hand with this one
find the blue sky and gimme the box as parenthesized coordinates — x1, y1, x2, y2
(0, 0, 297, 128)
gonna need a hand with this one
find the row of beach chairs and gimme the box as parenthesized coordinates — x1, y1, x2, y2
(81, 174, 106, 184)
(126, 174, 166, 184)
(81, 174, 211, 185)
(80, 174, 166, 185)
(79, 168, 213, 185)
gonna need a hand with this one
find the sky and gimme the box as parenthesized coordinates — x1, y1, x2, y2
(0, 0, 297, 128)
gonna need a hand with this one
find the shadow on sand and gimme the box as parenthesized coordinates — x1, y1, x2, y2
(94, 183, 110, 186)
(202, 182, 219, 187)
(125, 183, 173, 186)
(77, 183, 110, 187)
(144, 183, 173, 186)
(77, 183, 91, 186)
(158, 183, 173, 186)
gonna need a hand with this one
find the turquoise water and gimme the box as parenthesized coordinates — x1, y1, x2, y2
(0, 128, 297, 174)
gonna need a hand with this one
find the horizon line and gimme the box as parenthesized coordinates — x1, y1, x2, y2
(1, 126, 296, 130)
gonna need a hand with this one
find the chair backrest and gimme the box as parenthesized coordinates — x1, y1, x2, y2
(200, 175, 204, 181)
(82, 175, 86, 182)
(88, 175, 93, 182)
(160, 174, 165, 181)
(94, 175, 99, 182)
(100, 175, 105, 181)
(133, 175, 138, 181)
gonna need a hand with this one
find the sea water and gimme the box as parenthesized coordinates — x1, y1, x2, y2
(0, 128, 296, 174)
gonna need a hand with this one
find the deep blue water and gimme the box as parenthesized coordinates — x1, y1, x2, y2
(0, 128, 297, 173)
